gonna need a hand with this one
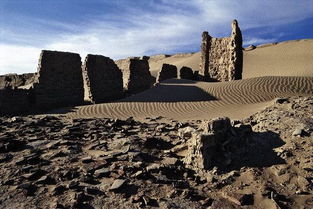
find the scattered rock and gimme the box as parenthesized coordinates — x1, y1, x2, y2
(109, 179, 127, 192)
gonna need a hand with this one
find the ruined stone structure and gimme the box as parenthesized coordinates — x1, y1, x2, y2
(0, 88, 34, 115)
(0, 73, 35, 89)
(82, 54, 123, 103)
(32, 50, 84, 110)
(115, 58, 152, 94)
(200, 20, 243, 81)
(156, 64, 177, 83)
(179, 66, 194, 80)
(182, 117, 252, 176)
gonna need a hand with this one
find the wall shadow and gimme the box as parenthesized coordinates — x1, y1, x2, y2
(213, 130, 286, 172)
(118, 84, 218, 102)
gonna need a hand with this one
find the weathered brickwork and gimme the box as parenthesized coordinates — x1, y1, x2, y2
(200, 20, 243, 81)
(82, 54, 123, 103)
(32, 50, 84, 110)
(179, 66, 194, 80)
(157, 64, 177, 83)
(0, 88, 34, 115)
(0, 73, 35, 89)
(115, 58, 152, 94)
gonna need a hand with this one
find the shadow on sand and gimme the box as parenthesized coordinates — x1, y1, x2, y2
(119, 83, 217, 102)
(214, 130, 286, 172)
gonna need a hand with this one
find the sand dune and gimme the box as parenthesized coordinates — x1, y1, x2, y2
(148, 39, 313, 79)
(64, 76, 313, 120)
(52, 39, 313, 121)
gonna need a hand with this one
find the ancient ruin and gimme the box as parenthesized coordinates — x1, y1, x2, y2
(82, 54, 123, 103)
(156, 63, 177, 83)
(0, 73, 35, 89)
(200, 20, 243, 81)
(0, 89, 33, 115)
(179, 66, 194, 80)
(31, 50, 84, 110)
(115, 58, 152, 94)
(182, 117, 252, 176)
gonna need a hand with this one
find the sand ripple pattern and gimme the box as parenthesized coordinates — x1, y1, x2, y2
(67, 76, 313, 120)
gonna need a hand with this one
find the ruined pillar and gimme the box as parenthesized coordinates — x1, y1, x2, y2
(156, 63, 177, 83)
(115, 58, 152, 94)
(179, 66, 194, 80)
(82, 54, 123, 103)
(229, 19, 243, 80)
(32, 50, 84, 110)
(199, 31, 211, 80)
(199, 20, 243, 82)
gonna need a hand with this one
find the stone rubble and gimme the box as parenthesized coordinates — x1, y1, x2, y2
(0, 96, 312, 208)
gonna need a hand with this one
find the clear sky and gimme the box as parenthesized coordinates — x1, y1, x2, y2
(0, 0, 312, 74)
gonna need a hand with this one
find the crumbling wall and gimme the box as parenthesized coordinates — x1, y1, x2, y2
(200, 20, 243, 82)
(0, 73, 36, 89)
(32, 50, 84, 110)
(156, 63, 177, 83)
(181, 117, 252, 176)
(0, 88, 34, 115)
(82, 54, 123, 103)
(115, 58, 152, 94)
(179, 66, 194, 80)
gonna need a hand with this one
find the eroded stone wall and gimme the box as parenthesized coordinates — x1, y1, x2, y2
(179, 66, 194, 80)
(0, 73, 35, 89)
(0, 88, 34, 115)
(156, 63, 177, 83)
(115, 58, 152, 94)
(32, 50, 84, 110)
(82, 54, 123, 103)
(200, 20, 243, 81)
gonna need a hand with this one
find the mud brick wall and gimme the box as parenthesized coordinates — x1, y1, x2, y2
(0, 88, 34, 115)
(32, 50, 84, 110)
(82, 54, 123, 103)
(179, 66, 194, 80)
(156, 63, 177, 83)
(0, 73, 35, 89)
(200, 20, 243, 82)
(115, 58, 152, 94)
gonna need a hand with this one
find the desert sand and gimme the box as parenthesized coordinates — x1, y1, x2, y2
(60, 39, 313, 121)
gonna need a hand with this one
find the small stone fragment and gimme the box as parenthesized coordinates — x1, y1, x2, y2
(109, 179, 126, 191)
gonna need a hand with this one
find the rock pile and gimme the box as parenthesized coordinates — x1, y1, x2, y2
(82, 54, 123, 103)
(115, 58, 152, 94)
(200, 20, 243, 81)
(157, 63, 177, 83)
(32, 50, 84, 110)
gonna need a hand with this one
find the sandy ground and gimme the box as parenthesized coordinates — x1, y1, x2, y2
(51, 39, 313, 121)
(148, 39, 313, 79)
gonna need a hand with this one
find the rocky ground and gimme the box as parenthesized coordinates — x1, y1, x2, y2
(0, 96, 312, 209)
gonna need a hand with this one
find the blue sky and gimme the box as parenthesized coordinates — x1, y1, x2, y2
(0, 0, 312, 74)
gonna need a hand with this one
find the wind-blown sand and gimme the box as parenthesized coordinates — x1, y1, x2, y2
(58, 39, 313, 121)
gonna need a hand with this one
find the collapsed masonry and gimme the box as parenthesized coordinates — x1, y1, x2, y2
(200, 20, 243, 81)
(0, 73, 35, 89)
(82, 55, 123, 103)
(181, 117, 252, 176)
(115, 58, 152, 94)
(156, 63, 177, 83)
